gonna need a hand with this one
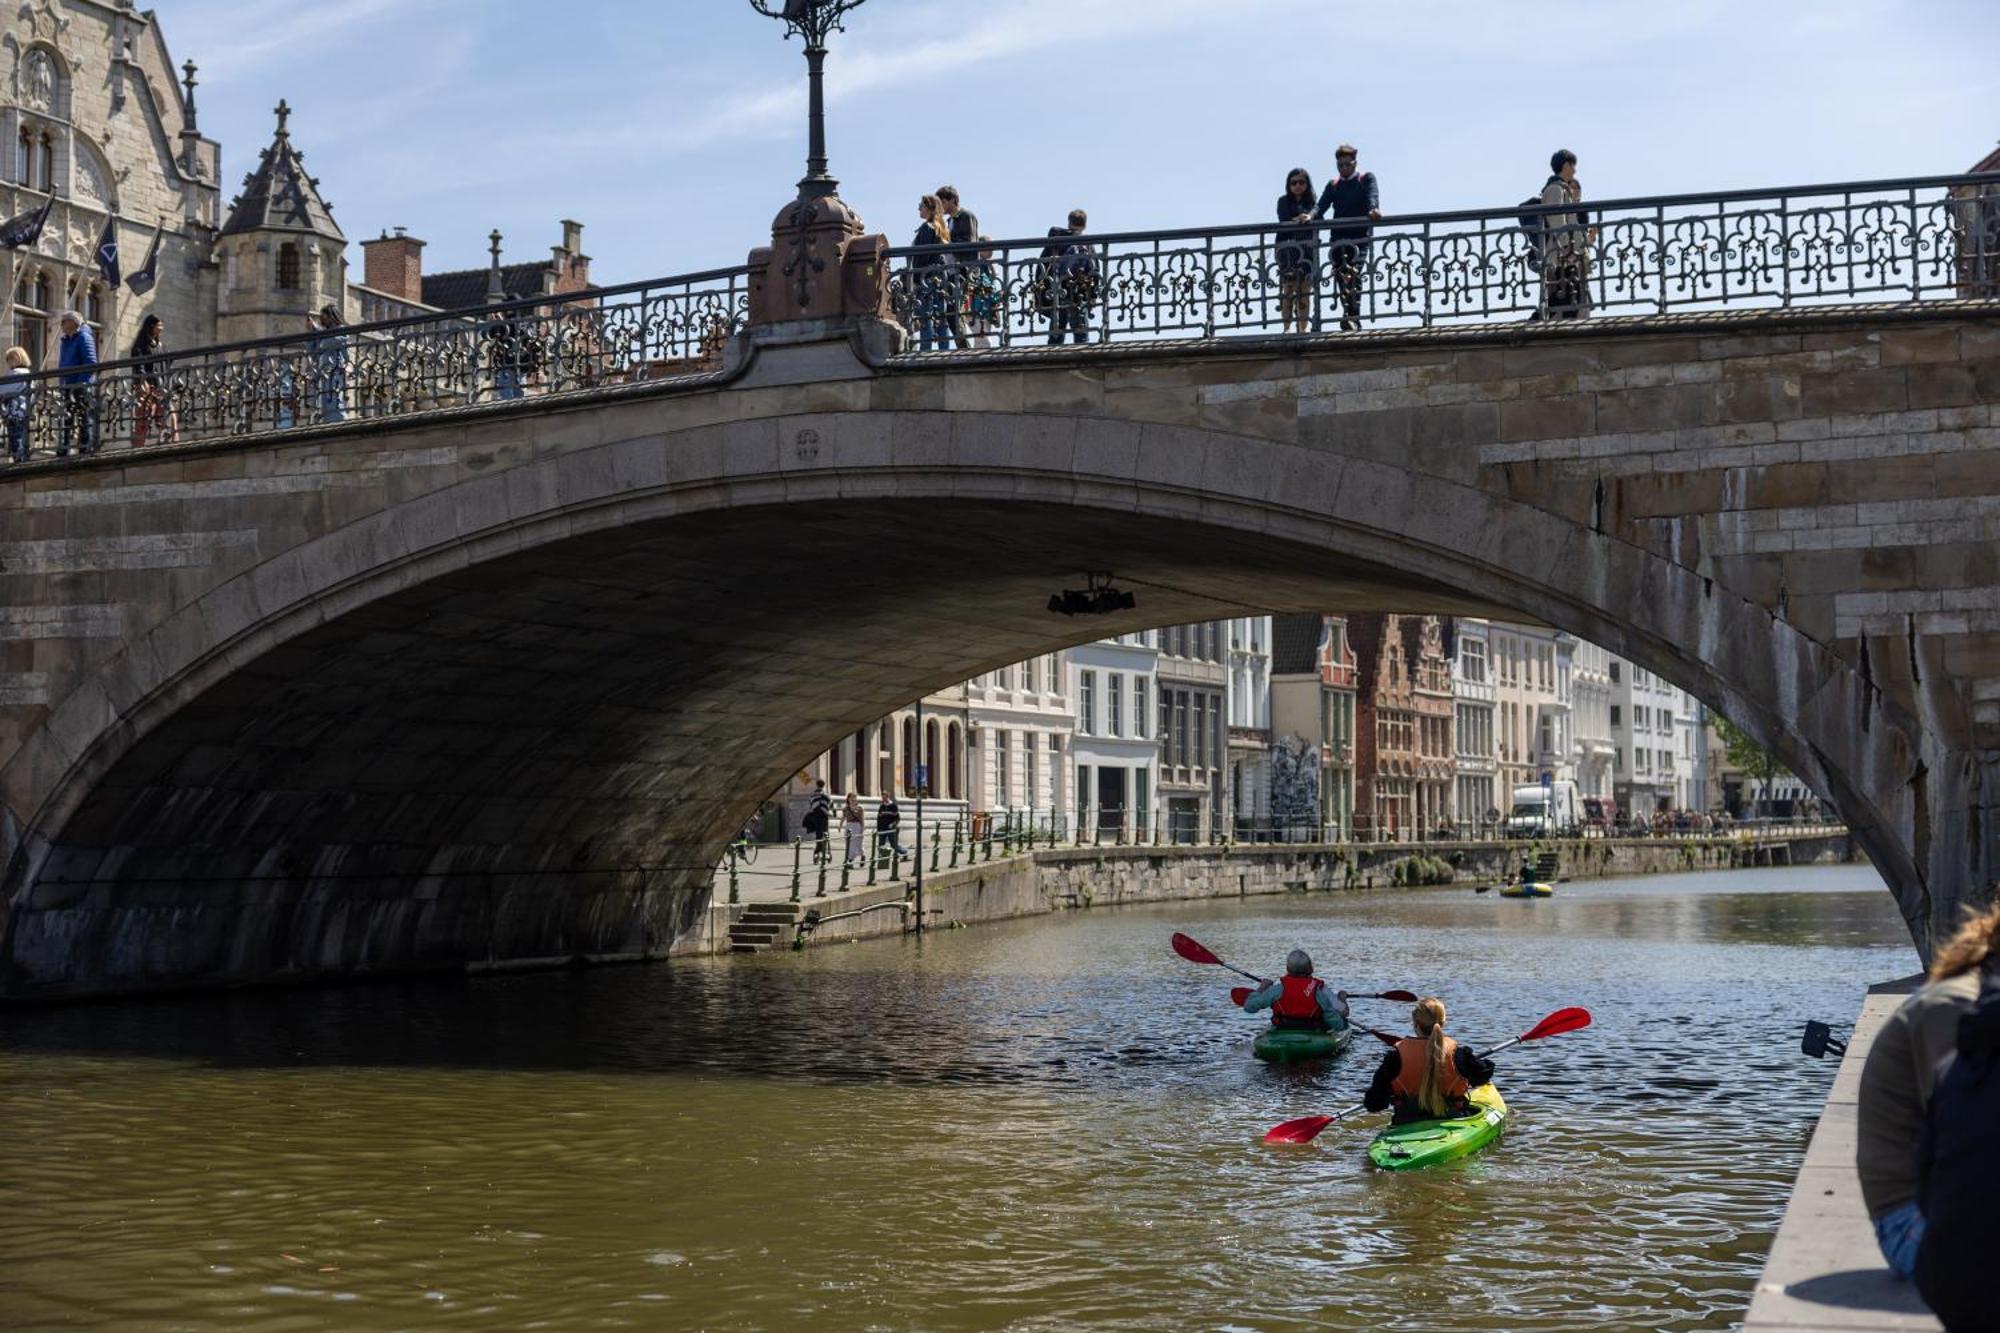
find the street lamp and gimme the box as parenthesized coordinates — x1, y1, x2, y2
(749, 0, 869, 201)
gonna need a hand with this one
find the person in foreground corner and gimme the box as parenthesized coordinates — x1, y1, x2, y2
(1242, 950, 1351, 1032)
(1364, 997, 1495, 1124)
(1855, 899, 1992, 1281)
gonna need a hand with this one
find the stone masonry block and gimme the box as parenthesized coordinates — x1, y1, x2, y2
(1802, 368, 1908, 418)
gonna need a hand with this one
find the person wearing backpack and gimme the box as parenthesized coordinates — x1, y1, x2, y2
(1911, 901, 2000, 1323)
(1537, 149, 1593, 319)
(1856, 901, 1991, 1281)
(1314, 144, 1380, 331)
(1039, 210, 1095, 346)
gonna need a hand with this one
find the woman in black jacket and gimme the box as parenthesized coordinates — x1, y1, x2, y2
(129, 314, 177, 448)
(909, 194, 954, 352)
(1275, 169, 1319, 333)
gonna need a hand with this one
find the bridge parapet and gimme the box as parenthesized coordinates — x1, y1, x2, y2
(4, 173, 1996, 469)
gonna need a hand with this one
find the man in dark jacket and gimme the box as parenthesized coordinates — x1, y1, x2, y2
(802, 779, 834, 864)
(56, 310, 97, 456)
(1039, 210, 1094, 346)
(1314, 145, 1380, 331)
(938, 186, 979, 350)
(875, 793, 906, 866)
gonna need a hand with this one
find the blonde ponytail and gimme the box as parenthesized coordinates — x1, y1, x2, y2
(1412, 997, 1451, 1117)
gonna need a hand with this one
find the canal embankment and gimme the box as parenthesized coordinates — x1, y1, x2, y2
(678, 829, 1856, 956)
(1744, 977, 1941, 1332)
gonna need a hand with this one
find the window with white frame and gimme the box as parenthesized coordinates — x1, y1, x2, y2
(1108, 674, 1123, 737)
(1079, 671, 1096, 735)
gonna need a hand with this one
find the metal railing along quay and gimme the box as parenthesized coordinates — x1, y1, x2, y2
(3, 173, 1996, 467)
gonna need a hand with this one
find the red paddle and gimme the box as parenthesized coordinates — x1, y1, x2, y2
(1228, 986, 1420, 1006)
(1262, 1007, 1594, 1145)
(1171, 933, 1266, 986)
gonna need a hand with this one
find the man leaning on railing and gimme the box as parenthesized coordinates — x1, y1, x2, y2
(56, 310, 98, 457)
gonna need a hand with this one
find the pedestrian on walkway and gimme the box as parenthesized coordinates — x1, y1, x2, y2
(129, 314, 178, 449)
(1314, 144, 1379, 331)
(938, 185, 980, 349)
(1275, 168, 1319, 333)
(909, 195, 954, 352)
(55, 310, 97, 456)
(803, 778, 834, 864)
(1038, 210, 1095, 346)
(842, 790, 866, 867)
(876, 792, 906, 865)
(1537, 149, 1592, 320)
(0, 346, 31, 463)
(1855, 900, 1991, 1280)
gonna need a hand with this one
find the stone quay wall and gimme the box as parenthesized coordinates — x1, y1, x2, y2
(677, 831, 1857, 956)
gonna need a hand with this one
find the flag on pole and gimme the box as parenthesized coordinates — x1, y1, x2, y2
(0, 197, 53, 249)
(125, 222, 166, 295)
(95, 215, 120, 285)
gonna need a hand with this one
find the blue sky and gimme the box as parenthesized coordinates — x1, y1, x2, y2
(165, 0, 1997, 285)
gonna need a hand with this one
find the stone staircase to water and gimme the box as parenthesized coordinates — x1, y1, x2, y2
(728, 901, 802, 953)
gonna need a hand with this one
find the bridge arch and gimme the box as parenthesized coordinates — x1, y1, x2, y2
(2, 317, 1986, 997)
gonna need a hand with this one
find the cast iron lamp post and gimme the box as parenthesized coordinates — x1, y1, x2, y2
(749, 0, 869, 201)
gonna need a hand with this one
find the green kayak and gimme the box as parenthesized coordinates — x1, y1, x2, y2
(1252, 1025, 1354, 1064)
(1367, 1084, 1509, 1169)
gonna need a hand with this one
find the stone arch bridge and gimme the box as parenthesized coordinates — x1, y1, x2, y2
(1, 298, 1997, 996)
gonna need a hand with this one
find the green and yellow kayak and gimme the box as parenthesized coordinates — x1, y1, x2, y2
(1252, 1025, 1354, 1064)
(1498, 882, 1554, 898)
(1367, 1085, 1509, 1170)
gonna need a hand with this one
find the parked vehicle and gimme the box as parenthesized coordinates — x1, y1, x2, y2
(1505, 781, 1583, 838)
(1582, 796, 1619, 835)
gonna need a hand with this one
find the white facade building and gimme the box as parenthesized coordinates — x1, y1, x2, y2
(1490, 622, 1575, 798)
(1571, 638, 1616, 804)
(1451, 618, 1498, 829)
(967, 651, 1074, 829)
(1069, 633, 1161, 841)
(1225, 616, 1273, 835)
(1611, 658, 1692, 817)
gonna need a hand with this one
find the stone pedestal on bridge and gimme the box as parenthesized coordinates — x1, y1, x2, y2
(747, 192, 894, 329)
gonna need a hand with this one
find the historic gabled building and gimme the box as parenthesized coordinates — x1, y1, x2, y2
(3, 1, 588, 373)
(1350, 614, 1455, 840)
(1269, 613, 1357, 839)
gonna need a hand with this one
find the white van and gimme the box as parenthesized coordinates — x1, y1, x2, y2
(1505, 781, 1582, 838)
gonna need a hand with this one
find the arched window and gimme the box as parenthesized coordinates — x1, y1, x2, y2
(276, 242, 301, 290)
(853, 729, 869, 796)
(33, 132, 54, 193)
(14, 126, 28, 185)
(828, 738, 844, 795)
(83, 284, 106, 348)
(925, 721, 941, 797)
(12, 271, 49, 366)
(947, 725, 963, 799)
(902, 717, 918, 795)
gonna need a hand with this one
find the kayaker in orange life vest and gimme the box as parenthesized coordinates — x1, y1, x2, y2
(1241, 951, 1352, 1032)
(1363, 997, 1496, 1123)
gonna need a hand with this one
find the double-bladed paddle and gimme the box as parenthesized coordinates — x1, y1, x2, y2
(1227, 986, 1419, 1006)
(1261, 1006, 1593, 1145)
(1171, 932, 1265, 985)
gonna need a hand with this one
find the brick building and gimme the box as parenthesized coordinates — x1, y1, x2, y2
(1350, 614, 1455, 840)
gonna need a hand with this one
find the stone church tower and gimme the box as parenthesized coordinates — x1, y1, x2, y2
(214, 100, 346, 344)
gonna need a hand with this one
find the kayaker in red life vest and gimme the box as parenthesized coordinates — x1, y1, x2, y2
(1363, 997, 1496, 1124)
(1241, 951, 1352, 1032)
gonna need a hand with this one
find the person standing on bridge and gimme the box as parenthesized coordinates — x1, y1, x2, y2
(129, 315, 178, 449)
(1314, 145, 1379, 332)
(55, 310, 97, 456)
(1038, 210, 1095, 347)
(1275, 168, 1319, 334)
(909, 195, 954, 353)
(1242, 950, 1352, 1034)
(0, 346, 30, 463)
(937, 186, 980, 350)
(310, 305, 348, 424)
(1537, 150, 1593, 320)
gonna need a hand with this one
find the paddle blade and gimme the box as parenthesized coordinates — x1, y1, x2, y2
(1229, 987, 1251, 1006)
(1263, 1114, 1337, 1145)
(1521, 1007, 1593, 1042)
(1171, 932, 1222, 966)
(1373, 990, 1420, 1003)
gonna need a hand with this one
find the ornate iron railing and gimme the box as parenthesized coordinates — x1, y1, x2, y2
(1, 266, 752, 464)
(886, 171, 2000, 352)
(2, 173, 1995, 466)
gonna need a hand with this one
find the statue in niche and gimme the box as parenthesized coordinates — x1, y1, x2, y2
(23, 49, 56, 111)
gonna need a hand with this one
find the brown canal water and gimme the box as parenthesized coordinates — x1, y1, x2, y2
(0, 863, 1908, 1331)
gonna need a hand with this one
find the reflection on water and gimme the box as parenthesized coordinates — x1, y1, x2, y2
(0, 865, 1909, 1330)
